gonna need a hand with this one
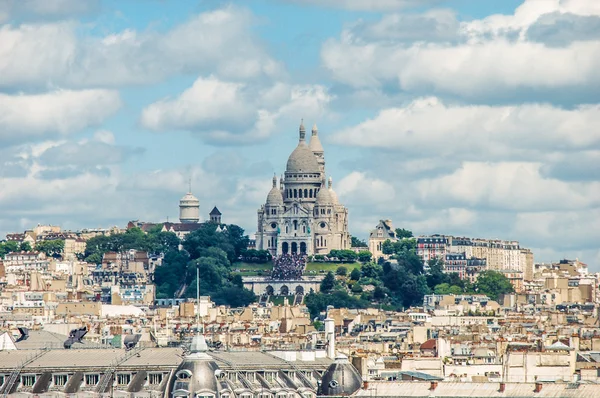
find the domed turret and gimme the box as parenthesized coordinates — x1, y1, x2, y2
(318, 353, 362, 396)
(328, 177, 339, 205)
(167, 334, 222, 397)
(309, 124, 324, 154)
(179, 192, 200, 223)
(266, 175, 284, 206)
(310, 124, 326, 174)
(286, 121, 321, 174)
(316, 179, 332, 205)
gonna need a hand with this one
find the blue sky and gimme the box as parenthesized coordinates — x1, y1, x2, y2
(0, 0, 599, 268)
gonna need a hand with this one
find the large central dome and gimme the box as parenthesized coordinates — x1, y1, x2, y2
(286, 142, 321, 174)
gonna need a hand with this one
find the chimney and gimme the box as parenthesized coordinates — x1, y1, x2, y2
(430, 381, 438, 391)
(534, 382, 543, 393)
(499, 382, 506, 393)
(363, 381, 369, 390)
(324, 317, 335, 359)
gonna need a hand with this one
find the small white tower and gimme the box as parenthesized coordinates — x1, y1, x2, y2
(179, 183, 200, 223)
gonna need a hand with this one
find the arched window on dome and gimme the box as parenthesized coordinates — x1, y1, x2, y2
(304, 189, 308, 198)
(293, 220, 298, 230)
(309, 190, 313, 198)
(299, 189, 303, 198)
(294, 189, 298, 198)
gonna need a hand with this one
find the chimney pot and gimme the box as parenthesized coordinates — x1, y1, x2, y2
(363, 381, 369, 390)
(499, 382, 506, 392)
(430, 381, 438, 391)
(534, 382, 543, 393)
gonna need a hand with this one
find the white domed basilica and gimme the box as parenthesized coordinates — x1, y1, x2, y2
(256, 122, 351, 256)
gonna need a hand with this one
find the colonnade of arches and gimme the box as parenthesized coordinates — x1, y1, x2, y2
(287, 188, 320, 199)
(265, 285, 305, 296)
(281, 241, 307, 254)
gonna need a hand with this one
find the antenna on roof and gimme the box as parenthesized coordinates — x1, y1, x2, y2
(196, 266, 201, 334)
(188, 176, 192, 194)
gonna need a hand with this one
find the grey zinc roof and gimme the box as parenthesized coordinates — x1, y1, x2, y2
(14, 330, 108, 350)
(24, 348, 122, 369)
(0, 349, 35, 369)
(121, 347, 184, 367)
(208, 351, 331, 370)
(209, 351, 289, 367)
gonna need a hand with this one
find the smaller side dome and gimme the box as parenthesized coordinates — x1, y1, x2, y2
(167, 334, 222, 398)
(318, 353, 362, 396)
(316, 179, 332, 205)
(266, 175, 284, 205)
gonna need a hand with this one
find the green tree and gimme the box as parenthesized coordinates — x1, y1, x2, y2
(304, 290, 368, 319)
(351, 237, 367, 247)
(336, 266, 348, 276)
(213, 286, 256, 307)
(350, 268, 362, 281)
(426, 257, 446, 289)
(357, 250, 372, 262)
(0, 241, 19, 258)
(394, 238, 417, 253)
(395, 250, 424, 275)
(475, 271, 514, 301)
(320, 271, 336, 293)
(312, 320, 324, 331)
(183, 223, 235, 262)
(147, 231, 180, 254)
(35, 240, 64, 257)
(382, 240, 395, 255)
(361, 263, 383, 279)
(351, 283, 363, 293)
(373, 286, 386, 300)
(395, 228, 414, 239)
(19, 241, 32, 252)
(434, 283, 463, 295)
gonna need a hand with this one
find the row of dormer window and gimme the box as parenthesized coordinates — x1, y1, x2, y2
(7, 372, 165, 389)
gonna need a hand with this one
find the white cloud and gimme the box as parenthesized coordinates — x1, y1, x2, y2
(0, 6, 283, 88)
(416, 162, 600, 212)
(337, 171, 396, 205)
(321, 0, 600, 100)
(461, 0, 600, 40)
(332, 97, 600, 158)
(0, 153, 273, 240)
(0, 89, 121, 143)
(140, 76, 333, 144)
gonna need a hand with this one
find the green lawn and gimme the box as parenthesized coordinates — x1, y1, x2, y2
(232, 262, 273, 276)
(304, 262, 361, 274)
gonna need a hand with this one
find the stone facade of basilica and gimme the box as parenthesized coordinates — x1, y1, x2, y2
(256, 122, 351, 256)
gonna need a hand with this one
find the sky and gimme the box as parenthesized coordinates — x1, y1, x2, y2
(0, 0, 599, 268)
